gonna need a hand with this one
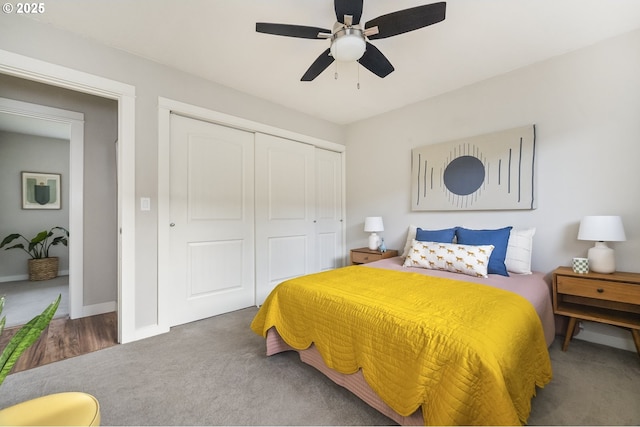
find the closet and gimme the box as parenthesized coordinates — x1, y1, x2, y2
(166, 113, 344, 326)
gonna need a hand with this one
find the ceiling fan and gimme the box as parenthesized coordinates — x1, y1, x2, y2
(256, 1, 446, 81)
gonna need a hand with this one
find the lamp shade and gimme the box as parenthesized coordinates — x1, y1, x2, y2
(577, 216, 626, 242)
(330, 29, 366, 62)
(364, 217, 384, 233)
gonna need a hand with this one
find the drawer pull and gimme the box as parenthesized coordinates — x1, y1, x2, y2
(364, 256, 369, 260)
(597, 288, 604, 293)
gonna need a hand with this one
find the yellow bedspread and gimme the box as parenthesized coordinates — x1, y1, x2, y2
(251, 266, 552, 425)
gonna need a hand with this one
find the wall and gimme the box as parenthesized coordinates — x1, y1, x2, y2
(0, 131, 70, 279)
(0, 16, 345, 332)
(0, 75, 119, 306)
(345, 29, 640, 350)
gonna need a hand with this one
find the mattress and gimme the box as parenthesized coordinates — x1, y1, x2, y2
(253, 257, 554, 425)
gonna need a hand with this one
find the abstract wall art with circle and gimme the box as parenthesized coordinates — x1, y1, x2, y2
(411, 125, 536, 211)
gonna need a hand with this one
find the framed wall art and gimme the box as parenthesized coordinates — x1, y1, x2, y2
(22, 171, 61, 209)
(411, 125, 536, 211)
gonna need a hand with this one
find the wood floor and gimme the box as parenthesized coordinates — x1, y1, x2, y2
(0, 312, 118, 374)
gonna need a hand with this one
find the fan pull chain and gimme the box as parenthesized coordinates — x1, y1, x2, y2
(357, 61, 360, 89)
(334, 60, 338, 80)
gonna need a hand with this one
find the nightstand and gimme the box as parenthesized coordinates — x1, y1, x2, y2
(350, 247, 398, 265)
(552, 266, 640, 356)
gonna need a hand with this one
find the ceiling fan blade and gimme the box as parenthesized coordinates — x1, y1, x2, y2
(359, 43, 394, 78)
(365, 2, 446, 40)
(334, 0, 363, 25)
(256, 23, 331, 39)
(301, 48, 335, 81)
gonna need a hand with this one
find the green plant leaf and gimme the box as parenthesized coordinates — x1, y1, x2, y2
(0, 294, 60, 386)
(1, 227, 68, 259)
(30, 231, 49, 244)
(51, 236, 68, 247)
(0, 234, 22, 249)
(0, 296, 5, 336)
(4, 243, 25, 251)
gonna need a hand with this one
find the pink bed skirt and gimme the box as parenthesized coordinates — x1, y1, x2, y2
(266, 327, 424, 426)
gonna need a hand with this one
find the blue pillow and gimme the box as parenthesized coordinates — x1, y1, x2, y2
(455, 227, 512, 276)
(415, 227, 456, 243)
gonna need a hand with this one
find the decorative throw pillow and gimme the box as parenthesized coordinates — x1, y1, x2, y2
(455, 227, 512, 276)
(402, 225, 457, 257)
(403, 240, 494, 278)
(415, 227, 457, 243)
(505, 228, 536, 274)
(401, 225, 418, 257)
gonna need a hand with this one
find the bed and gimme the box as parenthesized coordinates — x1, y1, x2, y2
(251, 227, 554, 425)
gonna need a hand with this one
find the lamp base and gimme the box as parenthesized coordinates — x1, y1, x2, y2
(587, 242, 616, 274)
(368, 233, 380, 251)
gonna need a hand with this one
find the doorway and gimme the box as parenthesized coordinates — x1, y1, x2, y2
(0, 98, 82, 324)
(0, 48, 138, 343)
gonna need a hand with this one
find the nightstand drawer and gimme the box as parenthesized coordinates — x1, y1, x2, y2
(350, 248, 398, 265)
(351, 251, 381, 264)
(557, 276, 640, 305)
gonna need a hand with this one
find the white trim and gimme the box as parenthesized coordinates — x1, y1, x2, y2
(157, 97, 345, 153)
(68, 114, 84, 319)
(116, 93, 138, 343)
(0, 49, 138, 343)
(81, 300, 117, 318)
(0, 270, 69, 283)
(0, 97, 84, 319)
(157, 105, 172, 334)
(157, 97, 347, 328)
(340, 150, 348, 266)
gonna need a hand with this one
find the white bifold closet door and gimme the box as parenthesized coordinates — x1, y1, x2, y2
(315, 148, 344, 272)
(169, 114, 255, 327)
(255, 133, 317, 305)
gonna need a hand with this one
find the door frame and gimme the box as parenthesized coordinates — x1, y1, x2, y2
(0, 49, 138, 343)
(157, 97, 345, 330)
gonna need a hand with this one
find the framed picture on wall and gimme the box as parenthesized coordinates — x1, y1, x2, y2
(22, 172, 61, 209)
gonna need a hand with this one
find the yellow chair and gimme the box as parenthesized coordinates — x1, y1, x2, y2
(0, 392, 100, 426)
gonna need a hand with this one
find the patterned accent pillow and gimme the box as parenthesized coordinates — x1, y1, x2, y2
(455, 226, 512, 276)
(403, 240, 495, 278)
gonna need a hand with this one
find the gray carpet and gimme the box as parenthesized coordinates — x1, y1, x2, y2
(0, 307, 638, 425)
(0, 276, 69, 327)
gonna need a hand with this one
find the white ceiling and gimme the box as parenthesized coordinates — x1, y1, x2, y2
(23, 0, 640, 125)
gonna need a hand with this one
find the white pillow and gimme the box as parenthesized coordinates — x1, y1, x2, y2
(403, 240, 494, 278)
(505, 228, 535, 274)
(401, 224, 418, 257)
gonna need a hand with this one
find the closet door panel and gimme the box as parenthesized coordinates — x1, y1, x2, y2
(255, 133, 315, 305)
(315, 148, 344, 271)
(169, 114, 255, 326)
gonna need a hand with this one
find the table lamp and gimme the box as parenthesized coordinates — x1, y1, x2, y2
(577, 215, 626, 273)
(364, 217, 384, 250)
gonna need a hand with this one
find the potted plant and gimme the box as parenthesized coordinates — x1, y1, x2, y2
(0, 227, 69, 281)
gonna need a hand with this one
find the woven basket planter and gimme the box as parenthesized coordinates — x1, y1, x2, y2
(28, 257, 59, 281)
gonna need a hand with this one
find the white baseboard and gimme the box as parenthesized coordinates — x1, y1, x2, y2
(0, 274, 28, 282)
(72, 300, 117, 319)
(0, 270, 70, 283)
(574, 320, 636, 352)
(131, 324, 170, 343)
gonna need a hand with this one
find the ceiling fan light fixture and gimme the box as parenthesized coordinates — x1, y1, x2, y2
(330, 28, 366, 62)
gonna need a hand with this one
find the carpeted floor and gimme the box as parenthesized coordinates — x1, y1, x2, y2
(0, 306, 638, 425)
